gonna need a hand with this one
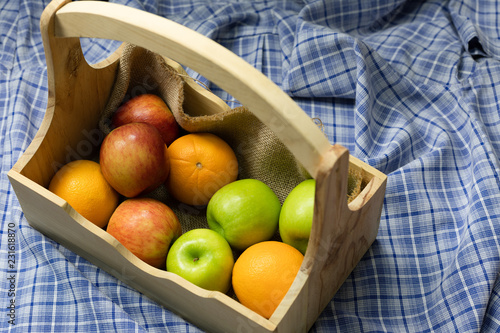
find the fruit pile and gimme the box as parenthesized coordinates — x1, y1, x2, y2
(48, 93, 315, 319)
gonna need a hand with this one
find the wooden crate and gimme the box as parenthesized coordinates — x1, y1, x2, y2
(8, 1, 387, 332)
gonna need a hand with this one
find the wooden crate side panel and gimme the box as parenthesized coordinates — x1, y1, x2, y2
(301, 146, 387, 328)
(13, 0, 119, 188)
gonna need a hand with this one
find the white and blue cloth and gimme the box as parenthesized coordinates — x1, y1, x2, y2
(2, 0, 500, 331)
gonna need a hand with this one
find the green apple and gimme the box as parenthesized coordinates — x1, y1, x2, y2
(279, 179, 315, 255)
(166, 228, 234, 293)
(206, 179, 281, 251)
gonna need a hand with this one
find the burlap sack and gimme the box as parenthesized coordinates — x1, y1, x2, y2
(99, 44, 362, 233)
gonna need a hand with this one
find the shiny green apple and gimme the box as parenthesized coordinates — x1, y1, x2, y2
(206, 179, 281, 251)
(166, 228, 234, 293)
(279, 179, 315, 255)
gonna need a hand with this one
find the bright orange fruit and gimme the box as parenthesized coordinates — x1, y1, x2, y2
(48, 160, 120, 228)
(232, 241, 304, 319)
(166, 133, 238, 206)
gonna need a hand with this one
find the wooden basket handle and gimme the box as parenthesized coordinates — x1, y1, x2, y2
(52, 0, 332, 179)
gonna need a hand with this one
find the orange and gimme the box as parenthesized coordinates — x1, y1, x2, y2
(166, 133, 238, 206)
(232, 241, 304, 319)
(48, 160, 120, 228)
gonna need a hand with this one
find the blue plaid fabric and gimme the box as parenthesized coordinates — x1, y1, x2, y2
(2, 0, 500, 331)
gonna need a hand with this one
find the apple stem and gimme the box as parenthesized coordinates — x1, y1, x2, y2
(193, 257, 199, 262)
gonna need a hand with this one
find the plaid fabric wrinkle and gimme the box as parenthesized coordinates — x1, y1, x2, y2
(2, 0, 500, 332)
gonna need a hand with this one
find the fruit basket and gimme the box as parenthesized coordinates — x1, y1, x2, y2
(7, 0, 387, 332)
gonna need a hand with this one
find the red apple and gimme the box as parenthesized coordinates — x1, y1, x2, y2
(107, 198, 182, 269)
(112, 94, 180, 146)
(100, 122, 170, 198)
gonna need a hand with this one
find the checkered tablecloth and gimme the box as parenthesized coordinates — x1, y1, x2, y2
(2, 0, 500, 332)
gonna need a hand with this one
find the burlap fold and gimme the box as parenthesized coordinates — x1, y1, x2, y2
(99, 44, 362, 233)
